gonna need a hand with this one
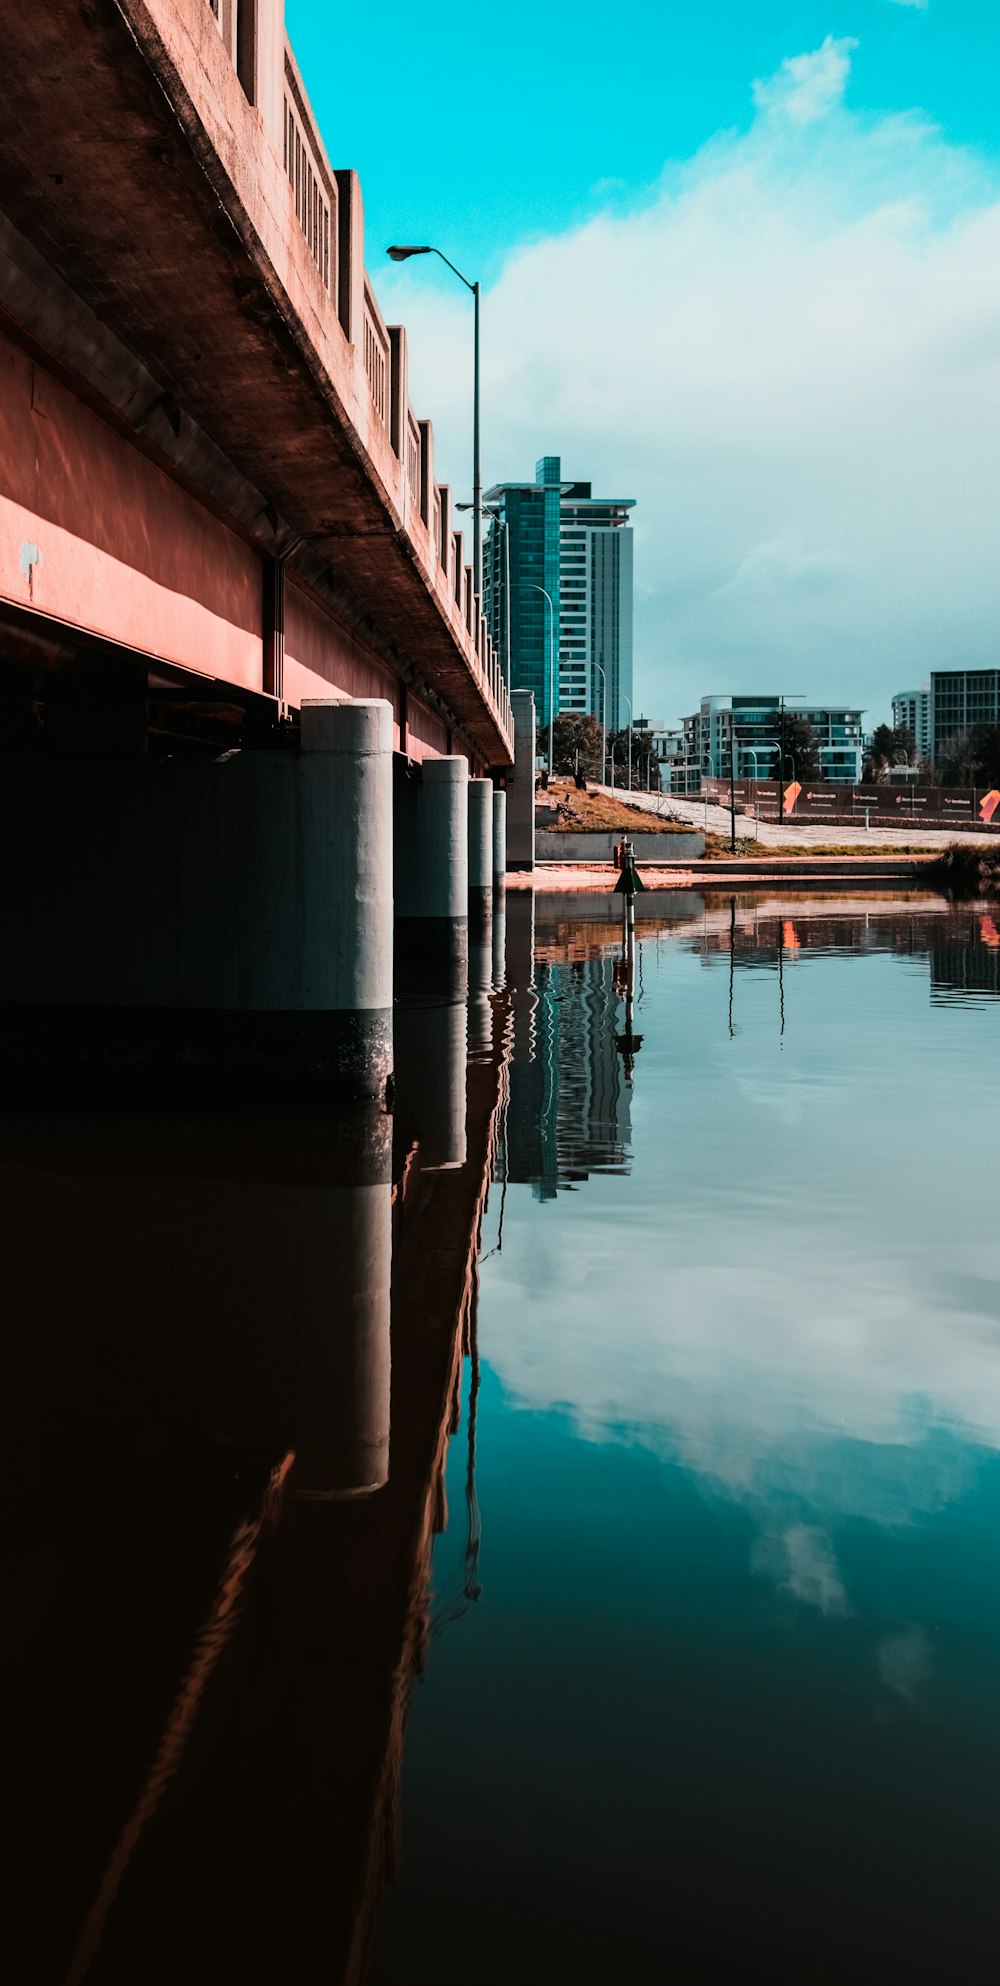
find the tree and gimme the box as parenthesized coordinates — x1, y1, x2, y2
(938, 728, 975, 787)
(605, 728, 646, 789)
(938, 724, 1000, 788)
(538, 711, 604, 780)
(973, 725, 1000, 788)
(769, 714, 821, 782)
(863, 722, 915, 784)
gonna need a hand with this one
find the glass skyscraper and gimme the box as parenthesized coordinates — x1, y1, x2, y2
(484, 457, 634, 734)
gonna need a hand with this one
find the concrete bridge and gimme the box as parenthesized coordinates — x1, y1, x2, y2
(0, 0, 536, 1091)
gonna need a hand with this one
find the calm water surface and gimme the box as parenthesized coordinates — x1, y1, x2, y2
(6, 892, 999, 1985)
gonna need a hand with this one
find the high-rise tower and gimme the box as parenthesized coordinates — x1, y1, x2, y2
(485, 458, 634, 736)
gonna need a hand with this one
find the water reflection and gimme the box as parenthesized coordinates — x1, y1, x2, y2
(6, 890, 1000, 1985)
(374, 888, 1000, 1985)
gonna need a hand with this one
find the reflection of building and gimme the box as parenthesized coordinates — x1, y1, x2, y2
(484, 456, 634, 732)
(503, 950, 632, 1200)
(929, 925, 1000, 1002)
(678, 695, 865, 787)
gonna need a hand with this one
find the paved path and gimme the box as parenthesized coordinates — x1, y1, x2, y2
(594, 785, 997, 852)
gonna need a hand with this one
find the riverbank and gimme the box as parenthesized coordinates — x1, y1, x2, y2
(505, 854, 945, 892)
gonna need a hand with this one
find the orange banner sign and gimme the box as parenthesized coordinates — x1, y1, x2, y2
(783, 781, 802, 813)
(979, 789, 1000, 823)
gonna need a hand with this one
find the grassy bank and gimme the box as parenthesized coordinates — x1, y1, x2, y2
(701, 834, 939, 859)
(923, 842, 1000, 895)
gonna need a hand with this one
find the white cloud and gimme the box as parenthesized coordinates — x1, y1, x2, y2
(382, 36, 1000, 725)
(717, 528, 857, 599)
(889, 2, 929, 11)
(752, 35, 858, 125)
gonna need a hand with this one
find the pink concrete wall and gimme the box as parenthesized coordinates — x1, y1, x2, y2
(406, 694, 451, 765)
(283, 578, 401, 742)
(0, 332, 263, 689)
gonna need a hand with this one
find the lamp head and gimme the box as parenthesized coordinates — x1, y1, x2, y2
(386, 244, 431, 262)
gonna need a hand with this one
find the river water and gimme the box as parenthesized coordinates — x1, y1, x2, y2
(6, 891, 1000, 1984)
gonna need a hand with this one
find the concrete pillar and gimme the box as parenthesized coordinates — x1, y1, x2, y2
(492, 785, 508, 887)
(468, 777, 494, 932)
(508, 690, 536, 870)
(393, 998, 467, 1172)
(394, 755, 469, 996)
(293, 699, 394, 1097)
(0, 696, 395, 1097)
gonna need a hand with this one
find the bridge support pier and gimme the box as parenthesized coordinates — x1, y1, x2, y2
(0, 697, 396, 1099)
(394, 755, 469, 997)
(508, 691, 536, 871)
(492, 785, 508, 889)
(468, 777, 494, 935)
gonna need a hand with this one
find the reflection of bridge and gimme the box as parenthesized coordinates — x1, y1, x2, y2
(5, 990, 508, 1986)
(0, 0, 536, 1092)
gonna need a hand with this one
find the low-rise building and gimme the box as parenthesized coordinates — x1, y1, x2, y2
(679, 695, 865, 786)
(929, 670, 999, 764)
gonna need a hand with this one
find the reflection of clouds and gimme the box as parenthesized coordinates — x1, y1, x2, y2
(485, 923, 999, 1611)
(753, 1524, 849, 1615)
(484, 1198, 1000, 1554)
(878, 1627, 932, 1704)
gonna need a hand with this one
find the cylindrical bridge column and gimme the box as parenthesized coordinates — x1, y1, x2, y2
(394, 754, 469, 997)
(492, 785, 507, 890)
(294, 698, 394, 1098)
(468, 776, 494, 934)
(508, 691, 536, 871)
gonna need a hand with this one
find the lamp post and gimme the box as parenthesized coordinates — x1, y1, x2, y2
(780, 751, 796, 821)
(593, 659, 608, 786)
(745, 748, 760, 839)
(528, 583, 555, 776)
(623, 695, 633, 792)
(386, 244, 481, 599)
(702, 751, 716, 832)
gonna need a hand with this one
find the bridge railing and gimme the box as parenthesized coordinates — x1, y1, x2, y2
(170, 7, 515, 760)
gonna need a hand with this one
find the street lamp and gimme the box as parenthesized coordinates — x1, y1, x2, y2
(702, 751, 716, 832)
(744, 748, 760, 839)
(622, 694, 633, 792)
(593, 659, 608, 786)
(528, 583, 555, 776)
(386, 244, 482, 598)
(779, 751, 796, 822)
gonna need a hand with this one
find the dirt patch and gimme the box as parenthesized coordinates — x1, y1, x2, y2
(535, 779, 688, 834)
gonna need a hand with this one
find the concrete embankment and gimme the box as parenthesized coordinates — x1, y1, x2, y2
(507, 854, 943, 892)
(535, 829, 704, 862)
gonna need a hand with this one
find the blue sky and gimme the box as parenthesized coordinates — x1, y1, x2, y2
(288, 0, 999, 274)
(287, 1, 1000, 725)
